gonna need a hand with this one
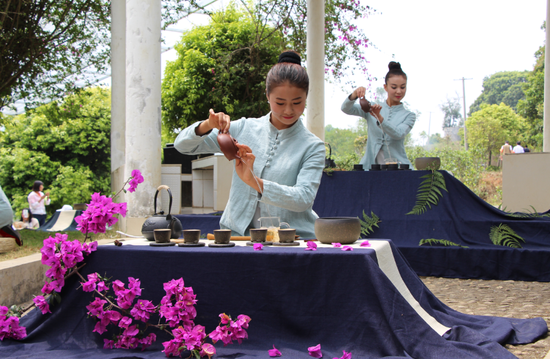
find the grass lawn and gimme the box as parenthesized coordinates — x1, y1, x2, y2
(0, 229, 116, 262)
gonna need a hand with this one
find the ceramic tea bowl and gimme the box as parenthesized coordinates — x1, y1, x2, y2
(278, 228, 296, 243)
(183, 229, 201, 244)
(315, 217, 361, 244)
(153, 229, 172, 243)
(414, 157, 441, 170)
(214, 229, 232, 244)
(250, 228, 268, 242)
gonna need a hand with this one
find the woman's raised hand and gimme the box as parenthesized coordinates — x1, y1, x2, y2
(350, 86, 367, 101)
(208, 109, 230, 133)
(196, 109, 230, 136)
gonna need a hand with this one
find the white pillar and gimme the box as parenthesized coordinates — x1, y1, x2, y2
(544, 0, 550, 152)
(111, 0, 126, 231)
(125, 0, 162, 234)
(306, 0, 325, 141)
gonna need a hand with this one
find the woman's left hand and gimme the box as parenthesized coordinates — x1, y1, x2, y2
(370, 104, 384, 123)
(235, 144, 263, 193)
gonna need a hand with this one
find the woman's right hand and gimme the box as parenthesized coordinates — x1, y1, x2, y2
(196, 109, 230, 136)
(350, 86, 367, 101)
(207, 109, 230, 133)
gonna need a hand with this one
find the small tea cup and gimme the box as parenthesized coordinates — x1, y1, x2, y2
(183, 229, 201, 244)
(278, 228, 296, 243)
(154, 229, 171, 243)
(214, 229, 232, 244)
(250, 228, 268, 242)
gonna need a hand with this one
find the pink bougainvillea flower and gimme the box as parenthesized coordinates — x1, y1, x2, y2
(118, 316, 132, 329)
(305, 241, 317, 251)
(332, 243, 342, 248)
(219, 313, 230, 324)
(103, 339, 115, 349)
(360, 240, 371, 247)
(333, 350, 352, 359)
(342, 246, 353, 251)
(33, 295, 50, 314)
(201, 342, 216, 358)
(128, 169, 144, 193)
(253, 243, 263, 251)
(308, 343, 323, 358)
(269, 344, 282, 357)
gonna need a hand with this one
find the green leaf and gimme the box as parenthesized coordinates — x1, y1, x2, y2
(359, 210, 381, 237)
(407, 169, 448, 216)
(419, 239, 468, 248)
(489, 223, 525, 248)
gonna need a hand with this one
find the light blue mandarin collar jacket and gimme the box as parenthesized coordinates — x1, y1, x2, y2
(174, 114, 326, 238)
(341, 97, 416, 170)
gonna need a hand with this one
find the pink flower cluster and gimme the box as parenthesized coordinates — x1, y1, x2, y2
(75, 192, 127, 235)
(270, 344, 352, 358)
(83, 275, 157, 350)
(159, 278, 197, 328)
(128, 169, 144, 193)
(34, 233, 98, 314)
(0, 307, 26, 340)
(162, 325, 210, 357)
(209, 313, 251, 346)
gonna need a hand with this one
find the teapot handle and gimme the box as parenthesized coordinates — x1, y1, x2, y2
(153, 185, 173, 218)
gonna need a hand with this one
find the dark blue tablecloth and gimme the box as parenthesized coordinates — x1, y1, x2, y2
(176, 171, 550, 281)
(0, 241, 546, 358)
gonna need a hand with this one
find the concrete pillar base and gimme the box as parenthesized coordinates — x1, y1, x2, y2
(125, 217, 147, 236)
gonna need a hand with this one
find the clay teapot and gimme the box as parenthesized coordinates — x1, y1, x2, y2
(217, 132, 241, 160)
(359, 98, 371, 113)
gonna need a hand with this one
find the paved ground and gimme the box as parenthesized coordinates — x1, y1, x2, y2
(421, 277, 550, 359)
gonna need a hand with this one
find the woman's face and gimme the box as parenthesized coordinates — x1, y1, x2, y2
(39, 184, 44, 191)
(266, 83, 307, 130)
(384, 75, 407, 105)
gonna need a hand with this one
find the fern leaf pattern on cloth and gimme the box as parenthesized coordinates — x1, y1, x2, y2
(490, 224, 525, 248)
(419, 239, 469, 248)
(407, 170, 448, 215)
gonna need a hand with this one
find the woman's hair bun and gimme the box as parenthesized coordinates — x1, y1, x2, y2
(278, 51, 301, 65)
(388, 61, 402, 71)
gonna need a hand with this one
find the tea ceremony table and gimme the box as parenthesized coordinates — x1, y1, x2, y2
(0, 239, 546, 358)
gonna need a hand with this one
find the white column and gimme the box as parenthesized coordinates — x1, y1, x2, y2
(544, 0, 550, 152)
(306, 0, 325, 141)
(111, 0, 126, 230)
(125, 0, 162, 234)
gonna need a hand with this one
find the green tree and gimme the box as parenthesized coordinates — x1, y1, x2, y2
(0, 87, 111, 216)
(517, 27, 545, 149)
(469, 71, 528, 115)
(465, 103, 526, 166)
(440, 96, 462, 128)
(162, 6, 285, 132)
(0, 0, 207, 109)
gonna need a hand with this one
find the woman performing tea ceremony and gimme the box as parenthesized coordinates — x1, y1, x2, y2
(174, 51, 325, 238)
(341, 61, 416, 170)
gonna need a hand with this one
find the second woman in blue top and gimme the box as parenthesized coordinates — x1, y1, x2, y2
(341, 62, 416, 170)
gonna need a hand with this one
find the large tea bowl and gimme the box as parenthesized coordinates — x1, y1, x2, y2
(314, 217, 361, 245)
(414, 157, 441, 170)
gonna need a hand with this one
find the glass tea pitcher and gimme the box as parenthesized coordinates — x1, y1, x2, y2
(258, 217, 290, 243)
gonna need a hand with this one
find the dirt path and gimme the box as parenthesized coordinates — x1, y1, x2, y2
(421, 277, 550, 359)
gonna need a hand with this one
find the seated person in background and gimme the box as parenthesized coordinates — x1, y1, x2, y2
(0, 184, 22, 246)
(13, 208, 40, 230)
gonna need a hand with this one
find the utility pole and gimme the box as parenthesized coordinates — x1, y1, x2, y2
(455, 77, 472, 150)
(427, 111, 432, 146)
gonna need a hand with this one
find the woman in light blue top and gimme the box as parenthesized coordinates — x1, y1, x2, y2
(174, 51, 325, 238)
(341, 62, 416, 170)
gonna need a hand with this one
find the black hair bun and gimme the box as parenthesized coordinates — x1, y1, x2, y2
(278, 51, 301, 65)
(388, 61, 402, 71)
